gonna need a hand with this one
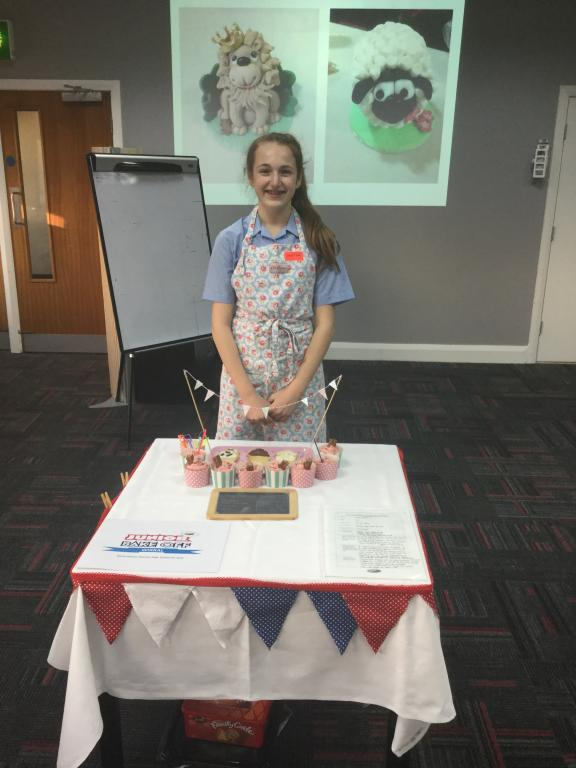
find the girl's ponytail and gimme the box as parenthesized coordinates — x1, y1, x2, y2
(292, 180, 339, 272)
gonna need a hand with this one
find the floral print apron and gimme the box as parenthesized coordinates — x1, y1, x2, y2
(216, 206, 326, 442)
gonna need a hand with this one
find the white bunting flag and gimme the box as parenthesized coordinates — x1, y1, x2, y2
(261, 406, 270, 419)
(329, 379, 339, 391)
(194, 379, 203, 390)
(319, 388, 328, 400)
(301, 397, 309, 407)
(242, 404, 251, 416)
(204, 389, 215, 401)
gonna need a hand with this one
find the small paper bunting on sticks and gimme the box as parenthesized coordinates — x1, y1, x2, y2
(182, 369, 342, 420)
(312, 375, 343, 446)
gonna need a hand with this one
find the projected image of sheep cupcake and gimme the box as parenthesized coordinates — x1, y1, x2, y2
(324, 8, 453, 184)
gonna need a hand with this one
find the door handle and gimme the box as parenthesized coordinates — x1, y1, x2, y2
(9, 187, 25, 225)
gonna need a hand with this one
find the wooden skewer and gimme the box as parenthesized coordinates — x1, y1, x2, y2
(183, 370, 212, 452)
(100, 492, 112, 510)
(312, 375, 342, 445)
(120, 472, 129, 487)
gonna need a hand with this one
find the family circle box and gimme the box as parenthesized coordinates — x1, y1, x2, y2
(181, 699, 272, 748)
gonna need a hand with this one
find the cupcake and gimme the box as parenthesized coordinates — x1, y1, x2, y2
(184, 455, 210, 488)
(181, 445, 206, 467)
(238, 462, 263, 489)
(210, 455, 236, 488)
(315, 458, 339, 481)
(178, 435, 206, 466)
(216, 448, 240, 464)
(290, 458, 316, 488)
(320, 438, 342, 463)
(247, 448, 271, 466)
(275, 449, 298, 465)
(265, 460, 290, 488)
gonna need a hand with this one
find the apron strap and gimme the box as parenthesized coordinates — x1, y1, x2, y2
(242, 206, 260, 247)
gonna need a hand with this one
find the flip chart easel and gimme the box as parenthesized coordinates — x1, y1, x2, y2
(88, 153, 213, 446)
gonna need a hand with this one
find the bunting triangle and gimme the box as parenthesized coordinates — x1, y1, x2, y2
(341, 591, 413, 653)
(194, 379, 203, 390)
(261, 406, 270, 419)
(124, 584, 193, 646)
(319, 388, 328, 400)
(242, 404, 251, 417)
(301, 397, 309, 407)
(82, 582, 132, 644)
(328, 379, 339, 391)
(204, 389, 215, 401)
(306, 590, 357, 654)
(191, 587, 246, 649)
(232, 587, 298, 648)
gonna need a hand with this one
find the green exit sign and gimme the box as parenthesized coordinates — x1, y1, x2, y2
(0, 20, 15, 61)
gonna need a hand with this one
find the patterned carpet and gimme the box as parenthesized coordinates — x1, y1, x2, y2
(0, 352, 574, 768)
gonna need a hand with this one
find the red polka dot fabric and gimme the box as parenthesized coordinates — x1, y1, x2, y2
(341, 590, 437, 653)
(81, 583, 133, 644)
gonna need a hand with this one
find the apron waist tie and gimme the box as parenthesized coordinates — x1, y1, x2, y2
(270, 320, 301, 378)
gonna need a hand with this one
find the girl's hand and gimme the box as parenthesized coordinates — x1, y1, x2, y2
(241, 393, 274, 425)
(268, 386, 302, 422)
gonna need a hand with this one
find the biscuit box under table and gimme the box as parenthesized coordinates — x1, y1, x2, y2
(48, 439, 455, 768)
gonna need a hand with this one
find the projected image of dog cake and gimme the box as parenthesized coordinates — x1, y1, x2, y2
(200, 23, 297, 136)
(350, 22, 434, 153)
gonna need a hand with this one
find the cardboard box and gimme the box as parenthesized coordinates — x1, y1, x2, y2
(181, 700, 272, 749)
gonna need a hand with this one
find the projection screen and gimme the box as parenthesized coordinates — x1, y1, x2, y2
(171, 0, 465, 206)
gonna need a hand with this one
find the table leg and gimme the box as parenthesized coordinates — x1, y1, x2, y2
(386, 711, 411, 767)
(98, 693, 124, 768)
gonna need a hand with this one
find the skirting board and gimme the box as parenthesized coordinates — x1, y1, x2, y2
(326, 342, 532, 364)
(22, 334, 107, 354)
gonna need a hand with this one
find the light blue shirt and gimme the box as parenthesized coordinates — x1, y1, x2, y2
(202, 212, 355, 307)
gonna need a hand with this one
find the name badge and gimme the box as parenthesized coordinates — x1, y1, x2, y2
(270, 262, 291, 276)
(284, 250, 304, 262)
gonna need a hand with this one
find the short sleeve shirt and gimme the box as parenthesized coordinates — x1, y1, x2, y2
(202, 212, 355, 307)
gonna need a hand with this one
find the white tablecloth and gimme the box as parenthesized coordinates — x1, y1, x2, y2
(48, 439, 455, 768)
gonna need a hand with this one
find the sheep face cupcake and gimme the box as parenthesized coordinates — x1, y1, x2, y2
(350, 22, 434, 153)
(184, 455, 210, 488)
(210, 455, 236, 488)
(237, 462, 263, 489)
(265, 460, 290, 488)
(290, 458, 316, 488)
(216, 448, 240, 464)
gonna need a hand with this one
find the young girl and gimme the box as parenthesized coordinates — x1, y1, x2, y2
(202, 133, 354, 442)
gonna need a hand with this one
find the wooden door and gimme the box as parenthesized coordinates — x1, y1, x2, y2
(537, 97, 576, 362)
(0, 90, 113, 339)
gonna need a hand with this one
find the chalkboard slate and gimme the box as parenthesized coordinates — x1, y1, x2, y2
(207, 489, 298, 520)
(88, 153, 213, 353)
